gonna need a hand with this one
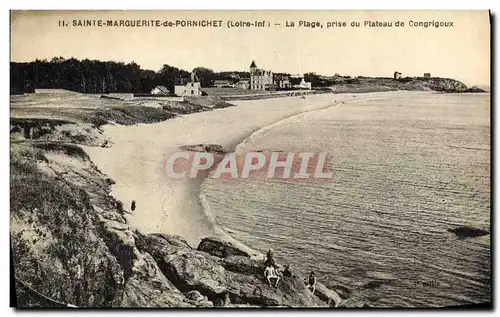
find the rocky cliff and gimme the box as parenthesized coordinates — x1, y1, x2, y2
(396, 77, 470, 92)
(10, 141, 350, 308)
(329, 76, 486, 94)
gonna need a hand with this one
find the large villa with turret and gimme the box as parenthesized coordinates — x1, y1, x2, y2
(249, 60, 274, 91)
(248, 60, 311, 91)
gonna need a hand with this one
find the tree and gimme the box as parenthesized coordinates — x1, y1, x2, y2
(192, 67, 215, 87)
(156, 64, 190, 91)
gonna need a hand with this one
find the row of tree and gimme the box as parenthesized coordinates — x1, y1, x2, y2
(10, 57, 341, 95)
(10, 57, 252, 95)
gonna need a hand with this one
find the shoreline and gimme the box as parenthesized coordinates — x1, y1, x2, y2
(199, 90, 434, 257)
(84, 91, 435, 252)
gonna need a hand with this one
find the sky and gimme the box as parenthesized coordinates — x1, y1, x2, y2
(10, 10, 490, 86)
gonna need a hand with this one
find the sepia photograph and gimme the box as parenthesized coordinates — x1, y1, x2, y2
(9, 9, 491, 309)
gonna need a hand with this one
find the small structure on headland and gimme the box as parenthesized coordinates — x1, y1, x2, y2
(394, 71, 402, 80)
(423, 73, 431, 78)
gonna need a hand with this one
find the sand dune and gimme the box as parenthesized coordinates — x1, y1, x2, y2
(84, 91, 433, 249)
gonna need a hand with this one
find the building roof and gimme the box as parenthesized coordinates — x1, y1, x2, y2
(213, 79, 231, 84)
(250, 60, 257, 68)
(151, 86, 170, 94)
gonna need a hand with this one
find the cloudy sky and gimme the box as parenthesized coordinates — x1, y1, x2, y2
(11, 10, 490, 86)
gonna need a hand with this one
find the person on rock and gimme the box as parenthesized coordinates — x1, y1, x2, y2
(264, 249, 279, 269)
(306, 271, 317, 294)
(264, 264, 280, 288)
(130, 200, 136, 213)
(283, 264, 293, 277)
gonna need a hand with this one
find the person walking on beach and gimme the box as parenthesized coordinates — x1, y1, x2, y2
(306, 271, 317, 294)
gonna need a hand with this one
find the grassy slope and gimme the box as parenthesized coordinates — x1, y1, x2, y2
(11, 143, 127, 307)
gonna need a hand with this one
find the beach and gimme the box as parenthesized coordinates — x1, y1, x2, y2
(84, 91, 435, 252)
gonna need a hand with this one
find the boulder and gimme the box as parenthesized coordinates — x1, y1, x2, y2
(184, 290, 213, 307)
(314, 282, 343, 307)
(120, 253, 193, 308)
(338, 297, 368, 308)
(185, 290, 205, 301)
(363, 280, 388, 289)
(329, 285, 351, 299)
(213, 292, 231, 307)
(448, 226, 489, 238)
(135, 232, 192, 257)
(197, 237, 251, 258)
(220, 255, 263, 276)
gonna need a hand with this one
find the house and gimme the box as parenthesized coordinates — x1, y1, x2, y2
(174, 72, 202, 97)
(274, 75, 291, 89)
(235, 79, 250, 89)
(175, 81, 202, 97)
(249, 60, 274, 91)
(213, 80, 234, 88)
(394, 71, 402, 79)
(150, 86, 171, 95)
(294, 78, 312, 90)
(423, 73, 431, 78)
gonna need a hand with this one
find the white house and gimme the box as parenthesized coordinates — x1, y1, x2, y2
(174, 73, 202, 97)
(299, 78, 312, 90)
(175, 81, 202, 97)
(235, 79, 250, 89)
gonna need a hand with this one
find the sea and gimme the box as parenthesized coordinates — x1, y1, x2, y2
(201, 92, 491, 308)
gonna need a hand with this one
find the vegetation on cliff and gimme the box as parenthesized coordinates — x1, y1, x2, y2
(11, 141, 353, 307)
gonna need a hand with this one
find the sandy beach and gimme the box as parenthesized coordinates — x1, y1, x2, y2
(83, 91, 433, 253)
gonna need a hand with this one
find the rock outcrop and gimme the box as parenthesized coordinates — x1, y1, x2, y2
(314, 282, 343, 307)
(135, 232, 337, 307)
(397, 77, 469, 92)
(448, 226, 489, 238)
(198, 237, 251, 258)
(465, 86, 487, 93)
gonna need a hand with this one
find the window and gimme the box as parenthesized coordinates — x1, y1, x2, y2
(191, 90, 194, 95)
